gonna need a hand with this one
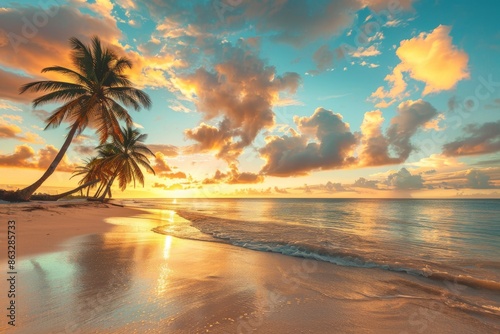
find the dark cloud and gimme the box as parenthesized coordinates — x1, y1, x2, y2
(353, 177, 379, 189)
(259, 107, 357, 176)
(465, 169, 493, 189)
(73, 145, 96, 156)
(447, 96, 459, 112)
(140, 0, 414, 47)
(442, 121, 500, 156)
(324, 181, 346, 192)
(311, 44, 334, 74)
(385, 168, 424, 190)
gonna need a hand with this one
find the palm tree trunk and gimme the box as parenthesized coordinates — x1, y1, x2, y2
(15, 123, 80, 201)
(94, 181, 106, 198)
(98, 173, 117, 202)
(31, 179, 100, 201)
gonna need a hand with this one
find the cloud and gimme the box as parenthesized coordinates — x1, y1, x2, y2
(152, 152, 172, 173)
(369, 64, 408, 107)
(0, 4, 183, 103)
(0, 99, 21, 111)
(151, 152, 187, 179)
(0, 6, 121, 79)
(465, 169, 493, 189)
(259, 107, 357, 176)
(350, 45, 381, 58)
(184, 120, 235, 160)
(148, 144, 179, 157)
(139, 0, 413, 48)
(385, 168, 424, 189)
(324, 181, 346, 192)
(162, 171, 187, 179)
(359, 100, 438, 166)
(312, 45, 334, 73)
(362, 0, 415, 11)
(248, 0, 414, 47)
(202, 165, 264, 185)
(31, 109, 50, 122)
(0, 144, 75, 172)
(152, 182, 183, 191)
(73, 145, 96, 156)
(442, 120, 500, 156)
(0, 116, 44, 143)
(370, 26, 469, 107)
(274, 186, 289, 194)
(353, 177, 379, 189)
(176, 43, 300, 163)
(244, 0, 359, 47)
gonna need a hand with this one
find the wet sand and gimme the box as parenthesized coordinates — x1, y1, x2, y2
(0, 202, 497, 333)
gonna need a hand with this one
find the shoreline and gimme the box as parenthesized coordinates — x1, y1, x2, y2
(0, 200, 143, 261)
(0, 201, 498, 333)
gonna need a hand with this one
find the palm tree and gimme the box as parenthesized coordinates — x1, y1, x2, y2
(71, 157, 106, 197)
(13, 36, 151, 201)
(94, 126, 155, 202)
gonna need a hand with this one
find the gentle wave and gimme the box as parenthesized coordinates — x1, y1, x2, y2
(152, 209, 500, 293)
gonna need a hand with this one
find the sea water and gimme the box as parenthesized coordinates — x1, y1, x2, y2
(127, 198, 500, 324)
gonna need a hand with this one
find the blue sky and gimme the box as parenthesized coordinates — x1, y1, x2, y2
(0, 0, 499, 198)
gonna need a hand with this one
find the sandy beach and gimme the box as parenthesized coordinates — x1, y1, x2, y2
(0, 201, 498, 334)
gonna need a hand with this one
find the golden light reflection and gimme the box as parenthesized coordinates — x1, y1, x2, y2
(157, 235, 173, 296)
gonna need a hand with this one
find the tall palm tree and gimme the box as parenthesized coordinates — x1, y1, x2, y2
(95, 126, 155, 201)
(14, 36, 151, 201)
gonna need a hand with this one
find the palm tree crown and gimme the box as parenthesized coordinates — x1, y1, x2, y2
(96, 126, 155, 200)
(20, 36, 151, 143)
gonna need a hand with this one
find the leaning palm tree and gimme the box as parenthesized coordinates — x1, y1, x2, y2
(13, 36, 151, 201)
(71, 157, 107, 197)
(94, 126, 155, 202)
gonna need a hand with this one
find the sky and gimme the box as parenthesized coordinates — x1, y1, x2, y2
(0, 0, 499, 198)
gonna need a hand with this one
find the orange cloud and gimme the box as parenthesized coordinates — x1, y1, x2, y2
(397, 25, 469, 95)
(0, 5, 182, 106)
(0, 116, 44, 143)
(0, 144, 75, 172)
(203, 165, 264, 185)
(371, 25, 469, 107)
(177, 43, 300, 164)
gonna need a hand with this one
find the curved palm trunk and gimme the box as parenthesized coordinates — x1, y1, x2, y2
(31, 179, 100, 201)
(16, 123, 79, 201)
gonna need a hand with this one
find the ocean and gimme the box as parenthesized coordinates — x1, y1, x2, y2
(126, 198, 500, 326)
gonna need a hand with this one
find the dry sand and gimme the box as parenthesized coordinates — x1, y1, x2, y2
(0, 201, 497, 333)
